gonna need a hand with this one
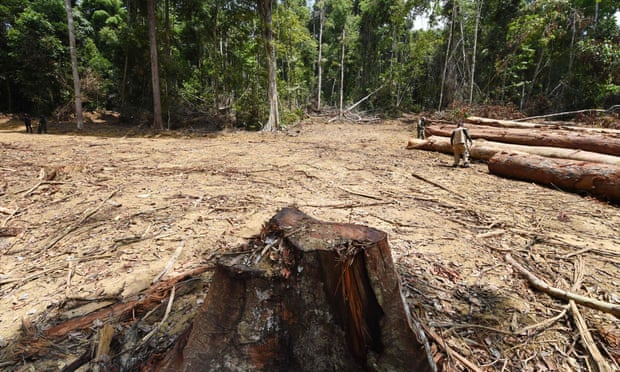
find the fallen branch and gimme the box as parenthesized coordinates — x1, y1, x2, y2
(300, 201, 395, 209)
(22, 181, 66, 197)
(0, 227, 20, 237)
(569, 258, 613, 372)
(345, 85, 384, 113)
(1, 207, 19, 228)
(570, 301, 612, 371)
(0, 207, 14, 215)
(514, 108, 615, 122)
(39, 189, 118, 253)
(423, 324, 484, 372)
(337, 186, 383, 200)
(514, 305, 569, 336)
(44, 265, 213, 338)
(93, 323, 115, 371)
(411, 172, 466, 200)
(505, 254, 620, 317)
(152, 240, 186, 284)
(328, 85, 384, 123)
(138, 285, 176, 347)
(475, 230, 505, 239)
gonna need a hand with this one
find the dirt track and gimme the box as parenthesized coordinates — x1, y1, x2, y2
(0, 115, 618, 370)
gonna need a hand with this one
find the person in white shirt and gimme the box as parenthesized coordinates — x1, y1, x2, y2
(450, 122, 473, 167)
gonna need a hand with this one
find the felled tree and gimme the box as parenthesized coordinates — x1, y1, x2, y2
(157, 207, 434, 371)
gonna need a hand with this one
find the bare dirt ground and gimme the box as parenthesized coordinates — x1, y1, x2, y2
(0, 112, 618, 370)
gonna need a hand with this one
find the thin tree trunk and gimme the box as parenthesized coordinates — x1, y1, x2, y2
(147, 0, 163, 131)
(317, 2, 324, 111)
(568, 8, 576, 79)
(164, 0, 170, 53)
(339, 28, 345, 120)
(469, 0, 482, 104)
(212, 4, 220, 109)
(438, 1, 456, 110)
(259, 0, 279, 131)
(63, 0, 84, 130)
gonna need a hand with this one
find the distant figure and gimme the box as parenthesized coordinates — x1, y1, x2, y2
(450, 122, 473, 167)
(24, 113, 33, 133)
(38, 115, 47, 134)
(417, 116, 427, 139)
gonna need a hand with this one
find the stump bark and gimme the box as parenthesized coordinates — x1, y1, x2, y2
(158, 207, 434, 371)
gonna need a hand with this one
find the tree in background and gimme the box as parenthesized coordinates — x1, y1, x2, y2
(258, 0, 280, 131)
(274, 0, 315, 118)
(5, 0, 67, 115)
(146, 0, 163, 131)
(63, 0, 84, 130)
(0, 0, 618, 125)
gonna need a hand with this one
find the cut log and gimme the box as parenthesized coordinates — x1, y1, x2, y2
(488, 152, 620, 203)
(407, 136, 620, 166)
(157, 207, 435, 371)
(465, 116, 620, 135)
(425, 124, 620, 156)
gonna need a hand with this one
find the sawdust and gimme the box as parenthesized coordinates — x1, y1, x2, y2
(0, 113, 618, 370)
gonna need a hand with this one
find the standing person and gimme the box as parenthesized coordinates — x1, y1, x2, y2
(24, 113, 33, 133)
(417, 116, 427, 139)
(38, 115, 47, 134)
(450, 122, 473, 167)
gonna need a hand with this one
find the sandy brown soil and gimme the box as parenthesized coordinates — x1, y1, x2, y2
(0, 113, 618, 370)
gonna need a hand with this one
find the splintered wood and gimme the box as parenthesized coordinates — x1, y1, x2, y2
(157, 207, 435, 371)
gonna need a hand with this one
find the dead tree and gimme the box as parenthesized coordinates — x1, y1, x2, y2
(157, 207, 435, 371)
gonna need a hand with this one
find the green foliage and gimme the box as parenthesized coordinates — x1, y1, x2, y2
(1, 0, 618, 123)
(7, 2, 67, 113)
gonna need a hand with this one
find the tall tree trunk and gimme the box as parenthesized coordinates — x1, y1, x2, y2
(259, 0, 279, 132)
(120, 0, 131, 113)
(338, 28, 345, 120)
(438, 1, 456, 110)
(164, 0, 170, 53)
(568, 6, 577, 83)
(147, 0, 164, 131)
(316, 2, 325, 111)
(63, 0, 84, 130)
(469, 0, 482, 104)
(212, 4, 220, 109)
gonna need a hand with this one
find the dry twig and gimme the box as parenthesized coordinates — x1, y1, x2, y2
(411, 172, 466, 200)
(505, 254, 620, 317)
(152, 240, 186, 284)
(424, 324, 485, 372)
(38, 189, 118, 253)
(569, 257, 613, 372)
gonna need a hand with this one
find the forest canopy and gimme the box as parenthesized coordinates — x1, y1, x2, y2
(0, 0, 619, 129)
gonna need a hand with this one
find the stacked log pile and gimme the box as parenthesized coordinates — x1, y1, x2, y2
(408, 116, 620, 203)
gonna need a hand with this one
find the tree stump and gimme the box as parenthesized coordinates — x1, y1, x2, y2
(158, 207, 434, 371)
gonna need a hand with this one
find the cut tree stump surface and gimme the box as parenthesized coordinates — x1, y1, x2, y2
(158, 207, 434, 371)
